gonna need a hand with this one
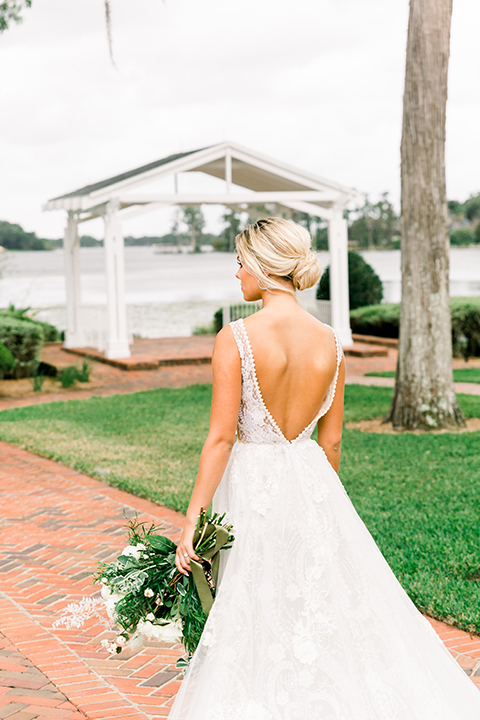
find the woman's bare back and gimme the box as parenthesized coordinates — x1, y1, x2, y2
(243, 306, 338, 442)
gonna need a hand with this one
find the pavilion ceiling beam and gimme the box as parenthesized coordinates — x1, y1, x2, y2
(119, 202, 170, 221)
(116, 191, 339, 206)
(280, 201, 334, 221)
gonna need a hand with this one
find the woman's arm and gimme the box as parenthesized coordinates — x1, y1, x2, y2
(175, 326, 241, 575)
(316, 355, 345, 473)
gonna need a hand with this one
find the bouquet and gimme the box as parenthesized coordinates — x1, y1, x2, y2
(54, 510, 234, 666)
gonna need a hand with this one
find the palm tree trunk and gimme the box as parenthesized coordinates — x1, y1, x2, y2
(386, 0, 464, 430)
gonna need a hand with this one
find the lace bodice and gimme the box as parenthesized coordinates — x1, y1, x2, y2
(230, 318, 341, 445)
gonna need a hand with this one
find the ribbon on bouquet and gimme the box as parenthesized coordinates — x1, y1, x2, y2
(190, 520, 231, 615)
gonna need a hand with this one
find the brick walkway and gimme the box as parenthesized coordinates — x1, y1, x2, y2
(0, 347, 213, 413)
(0, 443, 185, 719)
(0, 442, 480, 720)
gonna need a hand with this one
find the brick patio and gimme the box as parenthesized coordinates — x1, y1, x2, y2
(0, 441, 480, 719)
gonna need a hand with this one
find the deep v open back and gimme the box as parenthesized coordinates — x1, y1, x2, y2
(230, 318, 342, 445)
(169, 319, 480, 720)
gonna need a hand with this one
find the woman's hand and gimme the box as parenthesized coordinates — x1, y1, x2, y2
(175, 519, 201, 576)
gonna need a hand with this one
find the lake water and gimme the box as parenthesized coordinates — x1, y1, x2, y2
(0, 247, 478, 339)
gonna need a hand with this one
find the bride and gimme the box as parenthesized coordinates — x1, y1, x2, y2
(171, 218, 480, 719)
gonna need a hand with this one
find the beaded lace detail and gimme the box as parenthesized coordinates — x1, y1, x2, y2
(230, 318, 341, 445)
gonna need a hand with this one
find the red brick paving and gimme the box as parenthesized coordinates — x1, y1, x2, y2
(0, 442, 185, 719)
(0, 346, 212, 413)
(0, 442, 479, 719)
(62, 337, 216, 372)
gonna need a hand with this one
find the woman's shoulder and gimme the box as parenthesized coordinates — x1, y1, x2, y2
(212, 324, 241, 362)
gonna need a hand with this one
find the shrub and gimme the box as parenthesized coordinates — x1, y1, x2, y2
(350, 303, 400, 338)
(2, 306, 61, 342)
(350, 298, 480, 358)
(474, 222, 480, 244)
(451, 298, 480, 359)
(31, 364, 47, 392)
(450, 228, 475, 246)
(213, 308, 223, 333)
(58, 366, 79, 388)
(0, 315, 44, 378)
(192, 322, 216, 335)
(77, 359, 92, 383)
(0, 343, 16, 378)
(316, 251, 383, 309)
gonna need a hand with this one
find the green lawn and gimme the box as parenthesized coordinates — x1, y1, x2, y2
(365, 368, 480, 384)
(0, 385, 479, 633)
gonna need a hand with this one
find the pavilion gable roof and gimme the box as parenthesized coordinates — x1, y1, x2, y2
(44, 142, 364, 216)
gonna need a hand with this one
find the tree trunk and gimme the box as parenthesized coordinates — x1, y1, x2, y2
(386, 0, 464, 430)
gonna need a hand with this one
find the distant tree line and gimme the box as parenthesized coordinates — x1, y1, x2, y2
(1, 191, 479, 251)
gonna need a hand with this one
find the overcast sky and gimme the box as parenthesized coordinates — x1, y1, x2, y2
(1, 0, 479, 240)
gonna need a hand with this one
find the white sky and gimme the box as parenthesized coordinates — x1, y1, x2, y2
(1, 0, 479, 240)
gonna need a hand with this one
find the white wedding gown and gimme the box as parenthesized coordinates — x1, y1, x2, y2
(169, 318, 480, 720)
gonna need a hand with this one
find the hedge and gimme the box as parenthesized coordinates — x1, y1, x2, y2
(350, 298, 480, 358)
(0, 315, 45, 378)
(0, 309, 60, 343)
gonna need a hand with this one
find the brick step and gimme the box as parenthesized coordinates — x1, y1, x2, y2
(344, 343, 388, 358)
(352, 334, 399, 348)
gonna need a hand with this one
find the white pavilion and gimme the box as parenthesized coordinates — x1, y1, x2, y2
(43, 141, 363, 359)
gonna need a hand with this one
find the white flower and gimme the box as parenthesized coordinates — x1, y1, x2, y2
(137, 619, 183, 643)
(144, 588, 154, 598)
(116, 635, 127, 646)
(100, 584, 124, 622)
(100, 639, 110, 648)
(121, 544, 145, 560)
(146, 612, 155, 621)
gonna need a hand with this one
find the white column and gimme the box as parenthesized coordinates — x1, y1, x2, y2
(328, 205, 353, 347)
(63, 212, 84, 348)
(103, 200, 130, 359)
(225, 150, 232, 193)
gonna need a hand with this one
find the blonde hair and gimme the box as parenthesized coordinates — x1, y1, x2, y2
(235, 217, 321, 294)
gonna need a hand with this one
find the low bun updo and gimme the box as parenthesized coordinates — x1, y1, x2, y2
(235, 217, 321, 294)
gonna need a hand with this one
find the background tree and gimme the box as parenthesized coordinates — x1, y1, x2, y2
(170, 208, 184, 253)
(386, 0, 463, 430)
(182, 206, 205, 253)
(0, 220, 53, 250)
(221, 209, 243, 252)
(0, 1, 115, 64)
(347, 193, 400, 248)
(0, 0, 31, 32)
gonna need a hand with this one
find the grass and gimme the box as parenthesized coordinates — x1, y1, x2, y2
(365, 368, 480, 384)
(0, 385, 479, 633)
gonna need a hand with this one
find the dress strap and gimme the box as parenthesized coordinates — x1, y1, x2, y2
(316, 325, 342, 420)
(229, 319, 249, 370)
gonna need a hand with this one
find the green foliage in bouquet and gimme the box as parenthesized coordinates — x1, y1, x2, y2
(93, 511, 234, 663)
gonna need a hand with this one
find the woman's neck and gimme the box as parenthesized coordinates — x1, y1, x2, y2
(260, 288, 299, 311)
